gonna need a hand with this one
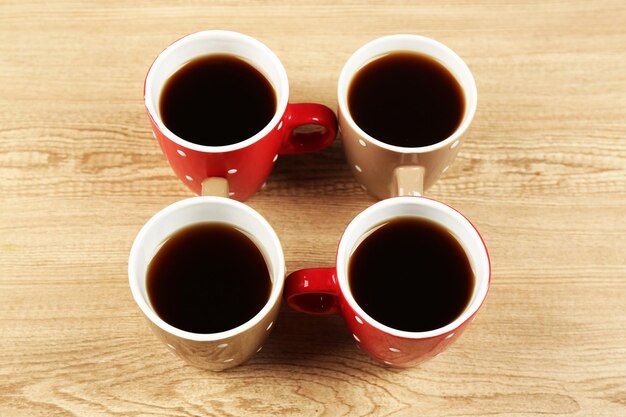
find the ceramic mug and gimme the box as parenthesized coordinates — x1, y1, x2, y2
(338, 34, 477, 199)
(145, 30, 337, 201)
(284, 197, 490, 367)
(128, 197, 285, 370)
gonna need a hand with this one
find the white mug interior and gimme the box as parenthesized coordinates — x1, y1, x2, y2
(144, 30, 289, 153)
(336, 196, 490, 338)
(337, 34, 478, 153)
(128, 196, 285, 341)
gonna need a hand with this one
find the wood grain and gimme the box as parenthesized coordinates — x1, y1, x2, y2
(1, 1, 625, 416)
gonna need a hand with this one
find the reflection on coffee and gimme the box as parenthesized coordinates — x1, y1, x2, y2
(147, 222, 271, 334)
(348, 217, 474, 332)
(159, 54, 276, 146)
(348, 52, 464, 147)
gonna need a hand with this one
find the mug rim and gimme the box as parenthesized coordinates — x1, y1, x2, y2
(337, 34, 478, 154)
(336, 196, 491, 339)
(128, 196, 286, 342)
(144, 30, 290, 154)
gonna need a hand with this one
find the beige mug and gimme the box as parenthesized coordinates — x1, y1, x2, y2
(128, 197, 285, 370)
(338, 34, 477, 199)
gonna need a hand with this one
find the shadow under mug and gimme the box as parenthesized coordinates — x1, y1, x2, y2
(338, 34, 477, 200)
(128, 197, 285, 371)
(145, 30, 338, 201)
(284, 196, 490, 367)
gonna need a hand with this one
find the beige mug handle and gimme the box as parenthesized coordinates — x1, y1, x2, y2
(393, 166, 425, 197)
(201, 177, 229, 198)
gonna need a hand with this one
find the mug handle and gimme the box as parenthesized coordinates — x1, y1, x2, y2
(279, 103, 338, 154)
(201, 177, 229, 197)
(393, 166, 425, 197)
(284, 267, 341, 315)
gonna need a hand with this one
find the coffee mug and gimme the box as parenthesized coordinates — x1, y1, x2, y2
(337, 35, 477, 199)
(145, 30, 338, 201)
(284, 197, 490, 367)
(128, 197, 285, 370)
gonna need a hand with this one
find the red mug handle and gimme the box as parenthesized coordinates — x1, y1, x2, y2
(284, 267, 341, 315)
(279, 103, 338, 154)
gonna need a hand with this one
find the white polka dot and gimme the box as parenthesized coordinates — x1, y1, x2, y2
(261, 182, 267, 190)
(272, 154, 278, 163)
(228, 191, 235, 197)
(167, 343, 176, 350)
(442, 165, 449, 173)
(266, 321, 274, 331)
(227, 168, 237, 174)
(151, 131, 157, 139)
(185, 175, 193, 181)
(277, 120, 283, 130)
(256, 345, 263, 353)
(451, 140, 460, 149)
(389, 347, 400, 353)
(217, 343, 228, 349)
(223, 358, 234, 363)
(355, 315, 363, 324)
(177, 149, 186, 157)
(445, 333, 455, 340)
(354, 165, 362, 173)
(358, 139, 367, 147)
(383, 360, 393, 365)
(353, 334, 361, 342)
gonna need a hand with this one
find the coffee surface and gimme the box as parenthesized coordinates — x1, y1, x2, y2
(159, 54, 276, 146)
(348, 52, 464, 147)
(147, 222, 271, 334)
(348, 217, 474, 332)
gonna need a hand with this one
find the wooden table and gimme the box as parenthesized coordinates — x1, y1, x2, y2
(1, 1, 625, 416)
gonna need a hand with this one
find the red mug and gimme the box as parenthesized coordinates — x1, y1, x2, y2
(144, 30, 337, 201)
(285, 197, 491, 367)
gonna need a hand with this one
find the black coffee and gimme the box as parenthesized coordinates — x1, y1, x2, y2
(348, 217, 474, 332)
(159, 54, 276, 146)
(147, 222, 271, 334)
(348, 52, 465, 147)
